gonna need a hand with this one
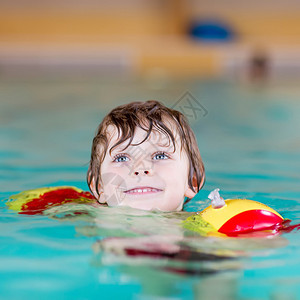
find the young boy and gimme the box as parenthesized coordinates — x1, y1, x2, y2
(87, 100, 205, 212)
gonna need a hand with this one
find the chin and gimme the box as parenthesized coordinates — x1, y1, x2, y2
(120, 201, 157, 211)
(119, 197, 184, 212)
(152, 203, 184, 212)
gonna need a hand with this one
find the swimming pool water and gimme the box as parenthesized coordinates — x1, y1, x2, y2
(1, 77, 300, 300)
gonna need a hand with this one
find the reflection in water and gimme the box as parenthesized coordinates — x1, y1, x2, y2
(44, 202, 288, 278)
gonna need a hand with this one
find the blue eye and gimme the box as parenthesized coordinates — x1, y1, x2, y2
(153, 152, 169, 160)
(113, 154, 129, 162)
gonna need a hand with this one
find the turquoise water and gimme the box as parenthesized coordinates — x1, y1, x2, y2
(1, 77, 300, 299)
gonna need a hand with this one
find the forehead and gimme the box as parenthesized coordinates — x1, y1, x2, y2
(106, 123, 182, 151)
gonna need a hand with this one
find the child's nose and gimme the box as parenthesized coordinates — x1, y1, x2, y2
(131, 159, 153, 176)
(133, 169, 153, 176)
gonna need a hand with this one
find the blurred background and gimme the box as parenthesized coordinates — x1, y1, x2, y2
(1, 0, 300, 80)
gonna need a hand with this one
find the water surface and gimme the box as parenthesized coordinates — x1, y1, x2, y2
(1, 77, 300, 299)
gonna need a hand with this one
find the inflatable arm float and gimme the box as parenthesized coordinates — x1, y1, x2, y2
(183, 189, 290, 237)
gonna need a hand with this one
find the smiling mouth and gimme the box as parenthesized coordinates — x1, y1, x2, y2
(124, 187, 163, 195)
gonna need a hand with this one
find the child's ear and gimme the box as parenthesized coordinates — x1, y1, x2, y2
(184, 187, 196, 199)
(89, 176, 105, 203)
(184, 173, 198, 199)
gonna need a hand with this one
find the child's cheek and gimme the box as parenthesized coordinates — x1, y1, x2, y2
(109, 163, 134, 179)
(155, 162, 178, 175)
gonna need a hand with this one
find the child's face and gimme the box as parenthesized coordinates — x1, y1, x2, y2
(92, 125, 196, 212)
